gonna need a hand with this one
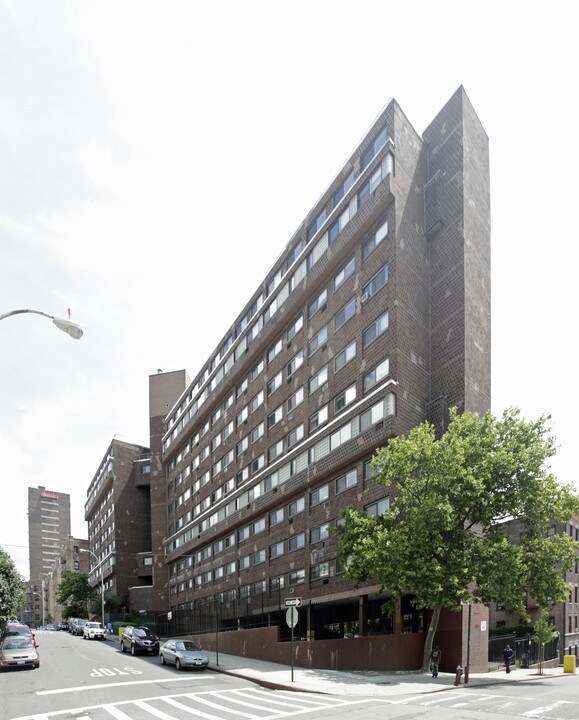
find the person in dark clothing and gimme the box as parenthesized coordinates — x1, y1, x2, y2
(429, 645, 441, 677)
(503, 644, 514, 673)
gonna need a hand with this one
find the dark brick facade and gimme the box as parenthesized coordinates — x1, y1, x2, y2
(160, 86, 491, 671)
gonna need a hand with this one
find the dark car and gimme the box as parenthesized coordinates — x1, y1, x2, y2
(57, 622, 69, 631)
(160, 639, 209, 670)
(120, 626, 160, 656)
(0, 636, 39, 671)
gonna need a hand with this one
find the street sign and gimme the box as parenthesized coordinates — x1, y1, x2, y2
(284, 597, 302, 607)
(286, 607, 298, 628)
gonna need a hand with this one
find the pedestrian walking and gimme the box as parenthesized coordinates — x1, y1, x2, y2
(503, 644, 514, 673)
(429, 645, 441, 677)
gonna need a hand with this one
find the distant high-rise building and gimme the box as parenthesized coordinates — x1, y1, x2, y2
(28, 485, 71, 582)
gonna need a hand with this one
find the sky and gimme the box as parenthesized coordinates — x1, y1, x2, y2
(1, 0, 577, 581)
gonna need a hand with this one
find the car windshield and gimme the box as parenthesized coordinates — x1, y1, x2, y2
(87, 623, 100, 628)
(5, 627, 31, 636)
(134, 628, 152, 637)
(181, 641, 201, 651)
(3, 638, 33, 650)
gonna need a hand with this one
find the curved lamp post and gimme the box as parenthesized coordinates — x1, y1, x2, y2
(80, 548, 105, 623)
(0, 309, 83, 339)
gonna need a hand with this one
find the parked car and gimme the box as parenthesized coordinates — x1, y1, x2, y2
(83, 622, 106, 640)
(2, 623, 37, 647)
(57, 622, 69, 632)
(120, 626, 160, 656)
(0, 636, 39, 671)
(71, 619, 88, 636)
(159, 639, 209, 670)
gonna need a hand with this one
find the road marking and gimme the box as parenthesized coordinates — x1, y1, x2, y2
(36, 676, 217, 695)
(522, 699, 574, 717)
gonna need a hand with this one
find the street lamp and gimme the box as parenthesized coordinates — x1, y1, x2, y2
(80, 549, 105, 624)
(0, 308, 83, 339)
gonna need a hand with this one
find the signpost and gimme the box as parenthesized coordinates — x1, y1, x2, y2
(285, 599, 300, 682)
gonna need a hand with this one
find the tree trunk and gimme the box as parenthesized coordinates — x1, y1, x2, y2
(421, 604, 442, 672)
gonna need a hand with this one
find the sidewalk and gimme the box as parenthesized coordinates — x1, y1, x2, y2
(205, 651, 574, 697)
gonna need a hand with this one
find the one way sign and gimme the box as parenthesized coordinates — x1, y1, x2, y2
(284, 597, 302, 607)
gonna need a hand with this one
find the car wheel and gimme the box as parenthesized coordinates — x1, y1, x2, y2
(121, 642, 126, 653)
(131, 645, 136, 656)
(160, 654, 166, 665)
(175, 659, 181, 671)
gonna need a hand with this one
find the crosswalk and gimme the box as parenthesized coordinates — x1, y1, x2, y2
(10, 687, 376, 720)
(391, 691, 579, 719)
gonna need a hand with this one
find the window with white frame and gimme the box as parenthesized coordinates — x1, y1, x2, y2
(308, 287, 328, 318)
(267, 405, 283, 429)
(361, 124, 388, 170)
(251, 422, 264, 444)
(307, 208, 327, 242)
(288, 533, 305, 551)
(310, 562, 330, 580)
(334, 297, 356, 331)
(288, 496, 305, 517)
(268, 337, 283, 364)
(269, 541, 284, 559)
(309, 404, 329, 433)
(334, 256, 356, 291)
(335, 384, 356, 413)
(267, 371, 283, 396)
(253, 517, 266, 534)
(287, 315, 303, 341)
(363, 358, 389, 391)
(333, 170, 354, 208)
(363, 264, 388, 300)
(251, 389, 264, 413)
(335, 468, 357, 494)
(310, 522, 330, 543)
(309, 365, 328, 395)
(268, 440, 283, 463)
(366, 497, 390, 517)
(334, 340, 356, 372)
(363, 311, 389, 347)
(329, 206, 350, 243)
(253, 549, 266, 565)
(308, 325, 328, 356)
(363, 219, 388, 261)
(287, 387, 304, 412)
(289, 569, 305, 585)
(239, 555, 250, 570)
(250, 359, 264, 382)
(287, 424, 304, 449)
(310, 483, 329, 507)
(287, 349, 304, 377)
(269, 508, 284, 526)
(237, 405, 248, 427)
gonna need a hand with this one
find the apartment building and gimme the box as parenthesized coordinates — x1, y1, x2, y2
(160, 86, 491, 671)
(28, 485, 71, 583)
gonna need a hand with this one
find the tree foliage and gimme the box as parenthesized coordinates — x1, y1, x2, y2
(0, 546, 25, 628)
(336, 408, 579, 671)
(56, 571, 96, 617)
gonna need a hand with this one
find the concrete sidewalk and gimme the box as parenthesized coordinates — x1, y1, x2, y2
(205, 651, 575, 697)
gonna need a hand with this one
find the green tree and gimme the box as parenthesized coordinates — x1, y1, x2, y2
(336, 408, 579, 672)
(56, 571, 96, 618)
(532, 609, 558, 675)
(0, 546, 25, 628)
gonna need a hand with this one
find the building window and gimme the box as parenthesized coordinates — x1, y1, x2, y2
(288, 533, 305, 552)
(334, 297, 356, 332)
(267, 371, 283, 396)
(269, 508, 284, 527)
(269, 541, 284, 559)
(287, 315, 303, 342)
(287, 350, 304, 377)
(238, 526, 250, 543)
(268, 338, 283, 364)
(334, 256, 355, 291)
(287, 387, 304, 412)
(288, 496, 305, 518)
(363, 264, 388, 300)
(287, 424, 304, 449)
(253, 549, 266, 565)
(364, 359, 390, 392)
(268, 440, 283, 463)
(363, 219, 388, 261)
(328, 206, 350, 243)
(366, 497, 390, 517)
(308, 288, 328, 319)
(267, 405, 283, 429)
(307, 208, 327, 242)
(334, 341, 356, 372)
(270, 575, 285, 591)
(309, 365, 328, 395)
(250, 359, 264, 382)
(253, 518, 266, 534)
(251, 422, 264, 444)
(237, 405, 249, 427)
(251, 390, 264, 413)
(308, 325, 328, 357)
(237, 436, 249, 456)
(310, 484, 329, 507)
(336, 468, 357, 494)
(239, 555, 250, 571)
(252, 454, 265, 473)
(358, 166, 382, 209)
(333, 171, 354, 208)
(309, 404, 328, 433)
(310, 562, 330, 580)
(363, 311, 389, 347)
(335, 384, 356, 413)
(289, 569, 305, 586)
(361, 124, 388, 170)
(310, 522, 330, 543)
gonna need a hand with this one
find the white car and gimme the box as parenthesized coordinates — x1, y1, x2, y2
(83, 622, 106, 640)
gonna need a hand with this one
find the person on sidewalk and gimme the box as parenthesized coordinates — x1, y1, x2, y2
(429, 645, 442, 678)
(503, 644, 514, 673)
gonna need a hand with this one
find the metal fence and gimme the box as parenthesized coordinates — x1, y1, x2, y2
(489, 634, 559, 668)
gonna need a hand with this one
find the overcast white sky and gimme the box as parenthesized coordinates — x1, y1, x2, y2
(1, 0, 577, 581)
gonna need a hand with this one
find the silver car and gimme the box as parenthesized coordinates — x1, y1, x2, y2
(160, 639, 209, 670)
(0, 636, 40, 671)
(83, 622, 106, 640)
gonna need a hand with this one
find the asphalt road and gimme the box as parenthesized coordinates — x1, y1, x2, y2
(2, 630, 579, 720)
